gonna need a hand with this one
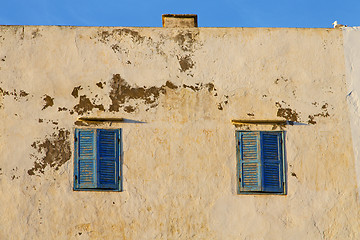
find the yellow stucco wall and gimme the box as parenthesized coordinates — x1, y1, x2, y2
(0, 26, 358, 239)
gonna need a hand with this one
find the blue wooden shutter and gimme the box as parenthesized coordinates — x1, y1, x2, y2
(238, 132, 262, 191)
(74, 129, 97, 189)
(97, 129, 119, 189)
(261, 132, 283, 192)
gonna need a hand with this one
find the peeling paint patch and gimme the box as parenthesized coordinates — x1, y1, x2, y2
(42, 95, 54, 110)
(73, 95, 105, 115)
(217, 95, 229, 111)
(96, 82, 105, 89)
(178, 55, 194, 72)
(28, 129, 71, 176)
(0, 87, 10, 96)
(291, 172, 298, 178)
(0, 88, 30, 101)
(109, 74, 165, 112)
(19, 90, 28, 97)
(165, 81, 178, 90)
(274, 76, 289, 84)
(124, 105, 136, 113)
(74, 120, 88, 126)
(108, 74, 218, 113)
(173, 31, 199, 52)
(32, 29, 42, 38)
(98, 29, 145, 44)
(308, 103, 330, 124)
(275, 102, 299, 122)
(71, 86, 82, 98)
(58, 107, 68, 112)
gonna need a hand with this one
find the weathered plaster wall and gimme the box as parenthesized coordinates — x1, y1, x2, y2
(343, 27, 360, 200)
(0, 26, 359, 239)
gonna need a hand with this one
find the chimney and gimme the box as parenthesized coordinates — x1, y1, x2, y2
(162, 14, 198, 28)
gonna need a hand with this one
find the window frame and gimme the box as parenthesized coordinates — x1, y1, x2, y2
(236, 130, 286, 195)
(73, 128, 122, 192)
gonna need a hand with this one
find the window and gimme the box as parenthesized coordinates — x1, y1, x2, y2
(74, 128, 122, 191)
(236, 131, 285, 194)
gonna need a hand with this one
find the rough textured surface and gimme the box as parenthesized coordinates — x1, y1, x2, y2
(344, 27, 360, 201)
(0, 26, 359, 239)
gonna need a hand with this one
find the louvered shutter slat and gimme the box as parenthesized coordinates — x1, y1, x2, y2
(97, 129, 118, 189)
(239, 132, 261, 191)
(75, 129, 97, 189)
(261, 132, 283, 192)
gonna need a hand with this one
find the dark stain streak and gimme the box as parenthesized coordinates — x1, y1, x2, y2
(42, 95, 54, 110)
(291, 172, 298, 178)
(71, 86, 82, 98)
(73, 95, 105, 115)
(28, 129, 71, 176)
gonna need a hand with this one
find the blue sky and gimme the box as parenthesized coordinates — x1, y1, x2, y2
(0, 0, 359, 28)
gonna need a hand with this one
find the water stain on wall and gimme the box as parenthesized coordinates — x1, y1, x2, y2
(28, 129, 71, 175)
